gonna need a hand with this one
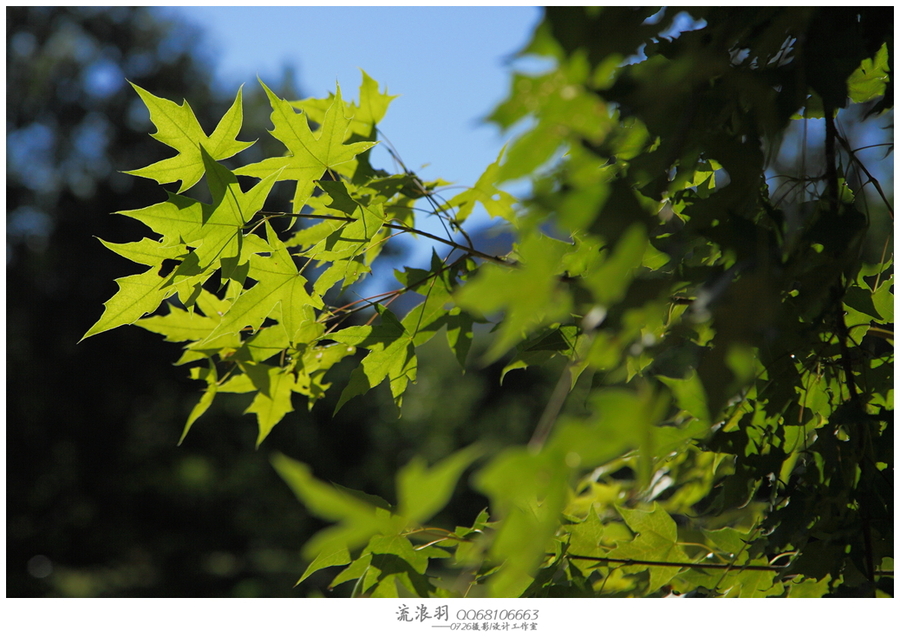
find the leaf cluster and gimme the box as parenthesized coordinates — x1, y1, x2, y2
(86, 8, 892, 598)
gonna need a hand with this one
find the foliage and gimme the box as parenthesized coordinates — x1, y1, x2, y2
(85, 7, 893, 597)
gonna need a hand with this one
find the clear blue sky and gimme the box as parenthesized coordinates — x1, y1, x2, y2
(165, 6, 543, 195)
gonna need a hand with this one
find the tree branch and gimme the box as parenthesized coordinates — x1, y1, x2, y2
(258, 211, 512, 266)
(835, 132, 894, 219)
(563, 553, 787, 572)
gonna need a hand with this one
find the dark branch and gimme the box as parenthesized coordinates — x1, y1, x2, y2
(257, 211, 512, 266)
(563, 553, 786, 572)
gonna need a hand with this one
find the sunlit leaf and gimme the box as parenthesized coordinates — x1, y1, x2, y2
(331, 306, 417, 412)
(236, 80, 376, 211)
(455, 233, 573, 361)
(125, 84, 254, 192)
(200, 222, 321, 345)
(847, 42, 890, 104)
(609, 503, 690, 593)
(81, 267, 177, 340)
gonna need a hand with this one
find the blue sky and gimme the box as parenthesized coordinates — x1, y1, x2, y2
(166, 6, 543, 195)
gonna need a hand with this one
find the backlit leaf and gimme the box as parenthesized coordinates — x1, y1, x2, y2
(331, 306, 417, 412)
(125, 83, 254, 192)
(236, 80, 376, 211)
(81, 267, 177, 341)
(455, 233, 573, 361)
(200, 223, 321, 345)
(848, 42, 890, 104)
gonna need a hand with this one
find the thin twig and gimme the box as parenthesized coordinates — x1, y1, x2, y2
(835, 132, 894, 219)
(321, 257, 463, 332)
(563, 553, 786, 572)
(258, 210, 511, 266)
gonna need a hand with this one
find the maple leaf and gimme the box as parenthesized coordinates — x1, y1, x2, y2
(353, 70, 397, 138)
(448, 148, 517, 224)
(125, 83, 254, 193)
(119, 148, 281, 281)
(293, 69, 397, 141)
(97, 237, 188, 266)
(395, 446, 481, 524)
(240, 362, 296, 447)
(194, 146, 282, 280)
(199, 222, 322, 346)
(330, 306, 417, 412)
(455, 232, 573, 361)
(235, 80, 376, 212)
(609, 504, 691, 593)
(136, 301, 220, 344)
(80, 267, 178, 341)
(271, 453, 402, 562)
(181, 361, 218, 445)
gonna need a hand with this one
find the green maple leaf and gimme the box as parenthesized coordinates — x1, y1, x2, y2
(125, 83, 254, 193)
(241, 361, 296, 447)
(330, 306, 417, 412)
(455, 232, 573, 361)
(297, 541, 352, 586)
(200, 360, 297, 446)
(143, 289, 238, 369)
(119, 149, 281, 280)
(448, 148, 517, 224)
(360, 535, 436, 598)
(108, 201, 218, 314)
(395, 446, 481, 524)
(195, 146, 282, 280)
(302, 187, 387, 295)
(353, 70, 396, 138)
(199, 222, 322, 346)
(304, 189, 385, 266)
(97, 237, 188, 266)
(293, 69, 396, 141)
(609, 503, 690, 593)
(236, 80, 376, 212)
(136, 303, 219, 343)
(271, 453, 402, 562)
(83, 230, 218, 341)
(393, 253, 473, 368)
(116, 193, 204, 248)
(848, 42, 890, 104)
(182, 361, 218, 445)
(81, 267, 178, 340)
